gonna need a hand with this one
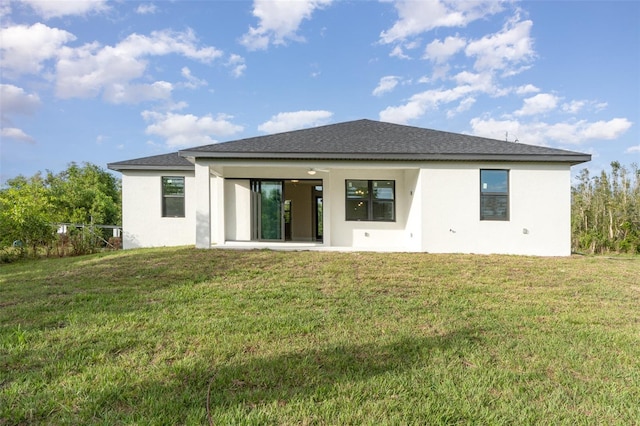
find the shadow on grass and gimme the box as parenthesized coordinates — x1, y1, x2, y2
(5, 302, 485, 423)
(123, 328, 483, 423)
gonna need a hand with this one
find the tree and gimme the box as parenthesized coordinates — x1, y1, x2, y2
(0, 174, 58, 255)
(0, 163, 121, 257)
(572, 162, 640, 254)
(46, 162, 121, 226)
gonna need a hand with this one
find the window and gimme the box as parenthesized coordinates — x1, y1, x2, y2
(480, 169, 509, 221)
(346, 180, 395, 221)
(162, 176, 185, 217)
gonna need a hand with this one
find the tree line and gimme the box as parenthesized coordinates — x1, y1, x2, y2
(0, 162, 121, 259)
(572, 161, 640, 254)
(1, 161, 638, 260)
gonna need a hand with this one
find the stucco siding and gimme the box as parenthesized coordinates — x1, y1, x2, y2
(224, 179, 251, 241)
(121, 171, 195, 249)
(327, 168, 414, 250)
(119, 160, 573, 256)
(420, 162, 571, 256)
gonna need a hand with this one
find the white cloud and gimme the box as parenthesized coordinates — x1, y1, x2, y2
(1, 127, 35, 144)
(111, 29, 221, 62)
(380, 85, 474, 124)
(389, 45, 411, 59)
(515, 84, 540, 95)
(55, 29, 222, 102)
(378, 10, 539, 124)
(579, 118, 632, 141)
(469, 116, 633, 146)
(373, 76, 400, 96)
(562, 100, 586, 114)
(180, 67, 207, 89)
(380, 68, 500, 124)
(626, 145, 640, 154)
(258, 110, 333, 133)
(452, 70, 496, 93)
(379, 101, 425, 125)
(424, 36, 466, 63)
(18, 0, 109, 19)
(136, 3, 157, 15)
(447, 97, 476, 118)
(167, 101, 189, 112)
(380, 0, 504, 44)
(560, 100, 609, 115)
(465, 17, 535, 74)
(0, 23, 75, 77)
(142, 111, 243, 148)
(226, 54, 246, 78)
(514, 93, 560, 116)
(103, 81, 173, 104)
(0, 1, 11, 18)
(0, 84, 41, 144)
(469, 117, 547, 145)
(594, 102, 608, 112)
(388, 40, 421, 59)
(0, 84, 41, 115)
(240, 0, 332, 50)
(429, 64, 452, 82)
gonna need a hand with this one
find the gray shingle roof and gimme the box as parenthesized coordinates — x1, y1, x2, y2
(109, 119, 591, 171)
(108, 152, 194, 171)
(181, 119, 590, 163)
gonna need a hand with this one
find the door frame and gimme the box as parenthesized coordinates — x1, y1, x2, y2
(249, 178, 323, 242)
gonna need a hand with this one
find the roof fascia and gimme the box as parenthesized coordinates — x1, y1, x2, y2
(179, 151, 591, 165)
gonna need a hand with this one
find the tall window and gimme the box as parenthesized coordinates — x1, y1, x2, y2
(162, 176, 185, 217)
(346, 180, 395, 221)
(480, 169, 509, 221)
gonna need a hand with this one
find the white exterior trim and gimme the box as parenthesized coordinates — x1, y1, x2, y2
(194, 162, 211, 248)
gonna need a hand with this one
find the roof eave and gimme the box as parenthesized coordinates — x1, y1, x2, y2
(107, 164, 195, 172)
(178, 150, 592, 164)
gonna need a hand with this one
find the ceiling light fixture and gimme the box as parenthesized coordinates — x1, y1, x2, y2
(307, 169, 317, 175)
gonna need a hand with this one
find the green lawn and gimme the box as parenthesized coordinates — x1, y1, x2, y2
(1, 248, 639, 425)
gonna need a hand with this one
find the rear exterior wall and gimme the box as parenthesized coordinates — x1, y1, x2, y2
(121, 170, 195, 249)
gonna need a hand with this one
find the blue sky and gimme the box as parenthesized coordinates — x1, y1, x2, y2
(1, 0, 638, 185)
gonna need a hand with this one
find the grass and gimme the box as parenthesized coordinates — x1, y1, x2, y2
(1, 248, 639, 425)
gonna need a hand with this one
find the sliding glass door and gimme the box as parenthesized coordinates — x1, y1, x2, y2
(251, 180, 284, 241)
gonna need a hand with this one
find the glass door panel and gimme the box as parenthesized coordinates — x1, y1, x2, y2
(315, 196, 323, 241)
(259, 180, 283, 241)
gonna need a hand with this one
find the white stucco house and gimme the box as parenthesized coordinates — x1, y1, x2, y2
(108, 119, 590, 256)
